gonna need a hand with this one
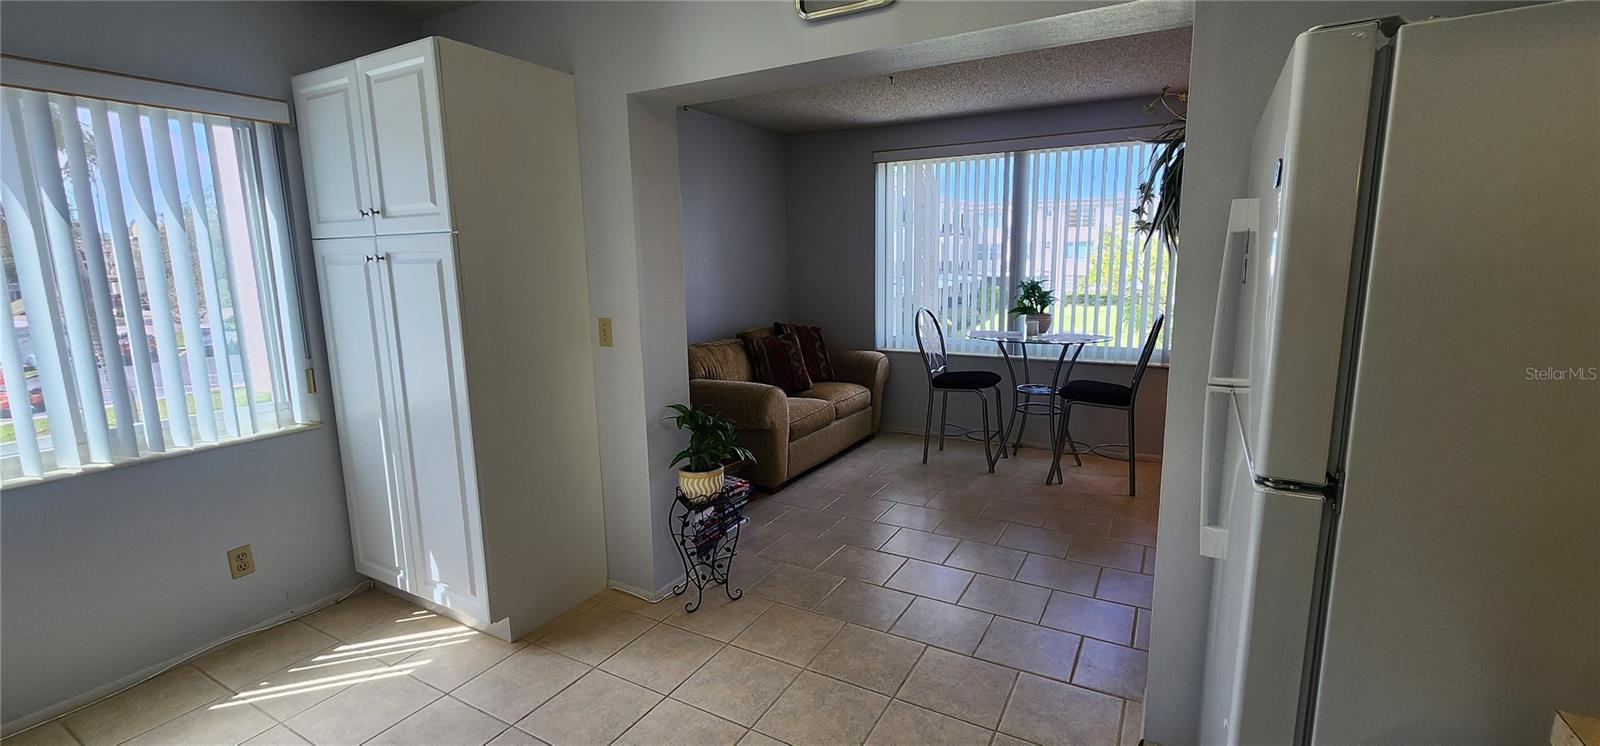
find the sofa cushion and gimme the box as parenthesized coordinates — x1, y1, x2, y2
(746, 334, 813, 394)
(688, 340, 753, 382)
(798, 382, 871, 419)
(774, 322, 835, 382)
(787, 397, 834, 440)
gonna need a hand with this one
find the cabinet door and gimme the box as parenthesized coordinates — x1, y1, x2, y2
(356, 40, 452, 235)
(293, 66, 374, 239)
(376, 233, 487, 619)
(313, 238, 411, 589)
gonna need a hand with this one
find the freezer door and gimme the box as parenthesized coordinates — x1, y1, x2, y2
(1200, 389, 1328, 746)
(1241, 22, 1386, 486)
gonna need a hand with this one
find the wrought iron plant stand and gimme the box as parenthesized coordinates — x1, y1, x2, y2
(669, 476, 751, 612)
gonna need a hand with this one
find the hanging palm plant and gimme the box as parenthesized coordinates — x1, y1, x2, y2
(1133, 86, 1186, 254)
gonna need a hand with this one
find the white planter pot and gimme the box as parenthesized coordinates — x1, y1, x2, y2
(678, 466, 726, 500)
(1025, 313, 1053, 335)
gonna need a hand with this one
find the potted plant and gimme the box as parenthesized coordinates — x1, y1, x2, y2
(664, 403, 756, 501)
(1009, 278, 1057, 334)
(1133, 86, 1185, 253)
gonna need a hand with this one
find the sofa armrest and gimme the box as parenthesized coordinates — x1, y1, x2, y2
(689, 379, 786, 431)
(831, 350, 889, 431)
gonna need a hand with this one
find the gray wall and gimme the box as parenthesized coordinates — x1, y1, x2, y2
(1144, 2, 1532, 743)
(422, 0, 1187, 601)
(0, 1, 420, 730)
(785, 98, 1169, 456)
(678, 109, 790, 342)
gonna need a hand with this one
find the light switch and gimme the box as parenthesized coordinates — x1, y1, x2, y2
(598, 317, 613, 347)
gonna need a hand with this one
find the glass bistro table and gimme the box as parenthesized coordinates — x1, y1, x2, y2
(968, 330, 1110, 475)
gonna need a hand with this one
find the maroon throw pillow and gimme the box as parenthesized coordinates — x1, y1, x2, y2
(774, 322, 834, 382)
(746, 333, 813, 394)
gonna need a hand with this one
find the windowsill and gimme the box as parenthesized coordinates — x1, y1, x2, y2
(877, 347, 1170, 369)
(1, 422, 323, 491)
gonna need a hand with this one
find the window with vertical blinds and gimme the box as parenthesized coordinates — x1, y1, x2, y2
(876, 139, 1173, 363)
(0, 87, 313, 484)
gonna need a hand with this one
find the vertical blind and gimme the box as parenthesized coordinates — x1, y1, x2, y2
(0, 86, 312, 483)
(876, 140, 1173, 363)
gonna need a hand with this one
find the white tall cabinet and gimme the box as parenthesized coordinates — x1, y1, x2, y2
(293, 38, 604, 640)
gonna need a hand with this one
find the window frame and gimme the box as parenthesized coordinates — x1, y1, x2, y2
(873, 126, 1174, 366)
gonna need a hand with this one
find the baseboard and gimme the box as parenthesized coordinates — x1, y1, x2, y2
(607, 577, 683, 604)
(879, 425, 1164, 463)
(377, 583, 514, 641)
(1, 579, 368, 738)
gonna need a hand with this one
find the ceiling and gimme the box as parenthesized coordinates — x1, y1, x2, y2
(370, 1, 477, 21)
(693, 26, 1192, 133)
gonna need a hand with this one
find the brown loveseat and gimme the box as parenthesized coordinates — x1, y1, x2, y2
(688, 333, 888, 489)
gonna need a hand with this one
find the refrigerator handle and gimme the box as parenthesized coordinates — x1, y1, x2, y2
(1206, 198, 1259, 388)
(1199, 386, 1238, 559)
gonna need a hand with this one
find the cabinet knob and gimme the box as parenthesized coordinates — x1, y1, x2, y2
(364, 255, 374, 263)
(359, 208, 370, 217)
(376, 254, 387, 262)
(370, 207, 381, 216)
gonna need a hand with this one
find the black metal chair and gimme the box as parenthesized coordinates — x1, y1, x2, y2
(914, 308, 1007, 472)
(1047, 314, 1164, 495)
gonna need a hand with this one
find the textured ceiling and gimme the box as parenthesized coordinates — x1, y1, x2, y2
(694, 26, 1192, 133)
(369, 1, 477, 21)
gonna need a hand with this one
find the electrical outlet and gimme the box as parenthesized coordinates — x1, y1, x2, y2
(598, 317, 614, 347)
(227, 544, 255, 579)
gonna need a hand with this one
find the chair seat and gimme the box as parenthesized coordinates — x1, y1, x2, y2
(1058, 379, 1133, 407)
(932, 370, 1002, 390)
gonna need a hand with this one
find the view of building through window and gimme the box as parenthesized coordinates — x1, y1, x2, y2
(876, 140, 1173, 363)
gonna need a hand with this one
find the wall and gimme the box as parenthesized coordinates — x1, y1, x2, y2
(424, 0, 1190, 602)
(1144, 2, 1532, 743)
(678, 109, 789, 342)
(0, 1, 420, 731)
(784, 98, 1170, 456)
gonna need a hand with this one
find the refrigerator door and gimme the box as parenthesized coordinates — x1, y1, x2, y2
(1312, 3, 1600, 742)
(1199, 388, 1327, 746)
(1237, 22, 1387, 486)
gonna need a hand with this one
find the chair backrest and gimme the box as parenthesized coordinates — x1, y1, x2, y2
(1130, 314, 1166, 394)
(913, 309, 948, 380)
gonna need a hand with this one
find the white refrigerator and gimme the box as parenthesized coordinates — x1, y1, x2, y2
(1196, 3, 1599, 744)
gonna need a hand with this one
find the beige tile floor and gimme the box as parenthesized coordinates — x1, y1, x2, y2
(8, 434, 1159, 746)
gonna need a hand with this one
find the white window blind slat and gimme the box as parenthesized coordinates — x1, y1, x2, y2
(182, 112, 240, 439)
(234, 127, 289, 432)
(0, 281, 42, 475)
(87, 99, 164, 452)
(148, 107, 219, 444)
(56, 95, 139, 459)
(24, 92, 114, 463)
(209, 122, 263, 436)
(255, 122, 316, 425)
(1, 86, 311, 485)
(3, 91, 85, 469)
(113, 101, 192, 447)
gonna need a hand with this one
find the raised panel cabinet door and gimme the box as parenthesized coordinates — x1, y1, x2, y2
(356, 39, 452, 235)
(375, 233, 488, 620)
(292, 65, 374, 239)
(313, 238, 412, 590)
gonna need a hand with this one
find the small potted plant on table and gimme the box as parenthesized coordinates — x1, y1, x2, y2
(664, 403, 756, 502)
(1010, 279, 1057, 335)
